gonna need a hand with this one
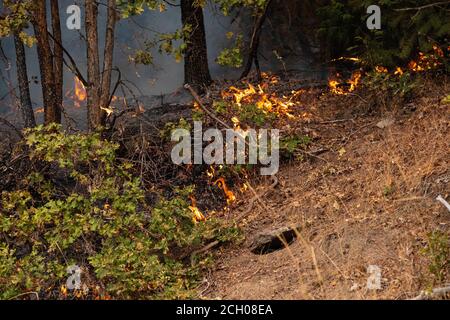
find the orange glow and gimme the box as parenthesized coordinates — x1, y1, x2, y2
(408, 47, 443, 72)
(189, 196, 206, 223)
(348, 71, 362, 92)
(329, 79, 346, 95)
(215, 177, 236, 204)
(375, 66, 388, 73)
(222, 77, 295, 118)
(394, 67, 404, 76)
(74, 76, 87, 103)
(328, 70, 362, 95)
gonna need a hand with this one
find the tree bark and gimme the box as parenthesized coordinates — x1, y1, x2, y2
(85, 0, 102, 130)
(32, 1, 60, 124)
(99, 0, 117, 124)
(50, 0, 63, 118)
(13, 33, 36, 128)
(240, 0, 273, 80)
(180, 0, 212, 93)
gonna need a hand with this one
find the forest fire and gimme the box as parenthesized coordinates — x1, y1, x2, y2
(328, 70, 362, 95)
(189, 196, 206, 223)
(215, 177, 236, 205)
(408, 47, 443, 72)
(221, 79, 295, 117)
(73, 76, 87, 106)
(1, 0, 449, 302)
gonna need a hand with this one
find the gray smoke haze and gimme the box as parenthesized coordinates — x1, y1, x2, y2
(0, 1, 237, 116)
(0, 0, 314, 126)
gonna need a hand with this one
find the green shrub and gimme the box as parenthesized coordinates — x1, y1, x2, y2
(280, 134, 311, 157)
(0, 124, 240, 299)
(363, 70, 418, 99)
(422, 231, 449, 285)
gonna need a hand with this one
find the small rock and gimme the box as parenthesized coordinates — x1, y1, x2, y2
(376, 118, 395, 129)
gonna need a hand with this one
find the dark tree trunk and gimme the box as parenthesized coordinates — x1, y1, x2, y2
(50, 0, 63, 117)
(180, 0, 212, 92)
(85, 0, 102, 130)
(32, 1, 60, 124)
(240, 0, 273, 80)
(13, 33, 35, 128)
(99, 0, 117, 125)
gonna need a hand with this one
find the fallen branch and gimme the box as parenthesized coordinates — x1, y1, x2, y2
(190, 240, 220, 267)
(436, 195, 450, 212)
(394, 1, 450, 11)
(184, 84, 232, 130)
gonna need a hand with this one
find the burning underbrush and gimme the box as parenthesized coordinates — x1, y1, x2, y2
(0, 51, 448, 299)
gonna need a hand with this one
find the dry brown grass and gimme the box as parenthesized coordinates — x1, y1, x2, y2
(205, 77, 449, 300)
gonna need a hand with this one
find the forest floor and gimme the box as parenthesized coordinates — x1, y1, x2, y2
(200, 77, 449, 300)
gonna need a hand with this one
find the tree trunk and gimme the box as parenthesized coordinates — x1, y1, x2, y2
(85, 0, 102, 130)
(13, 33, 36, 128)
(180, 0, 212, 92)
(240, 0, 273, 80)
(32, 1, 60, 124)
(99, 0, 117, 124)
(50, 0, 63, 118)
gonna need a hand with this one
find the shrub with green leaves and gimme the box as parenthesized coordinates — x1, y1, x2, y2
(0, 124, 240, 299)
(280, 134, 311, 159)
(363, 69, 418, 99)
(422, 231, 449, 285)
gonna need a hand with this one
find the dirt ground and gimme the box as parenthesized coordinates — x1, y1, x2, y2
(202, 79, 450, 300)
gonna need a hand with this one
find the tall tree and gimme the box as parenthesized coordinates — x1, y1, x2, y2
(32, 1, 61, 124)
(85, 0, 117, 131)
(13, 32, 35, 128)
(99, 0, 117, 126)
(85, 0, 102, 130)
(239, 0, 273, 80)
(180, 0, 212, 92)
(50, 0, 63, 116)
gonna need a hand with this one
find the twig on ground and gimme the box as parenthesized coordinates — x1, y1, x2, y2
(190, 240, 220, 267)
(184, 84, 232, 130)
(436, 195, 450, 212)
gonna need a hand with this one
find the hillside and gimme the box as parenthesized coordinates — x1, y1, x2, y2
(201, 77, 450, 300)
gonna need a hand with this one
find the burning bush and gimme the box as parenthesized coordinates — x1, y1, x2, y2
(0, 124, 240, 299)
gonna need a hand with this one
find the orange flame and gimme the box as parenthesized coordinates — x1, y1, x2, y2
(375, 66, 388, 73)
(206, 166, 215, 179)
(74, 76, 87, 103)
(222, 77, 295, 117)
(394, 67, 404, 76)
(189, 196, 206, 223)
(329, 70, 362, 95)
(408, 46, 443, 72)
(215, 177, 236, 204)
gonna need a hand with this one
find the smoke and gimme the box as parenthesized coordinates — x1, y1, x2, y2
(0, 1, 235, 110)
(0, 0, 315, 125)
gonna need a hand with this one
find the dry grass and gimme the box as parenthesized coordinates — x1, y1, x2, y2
(205, 77, 449, 300)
